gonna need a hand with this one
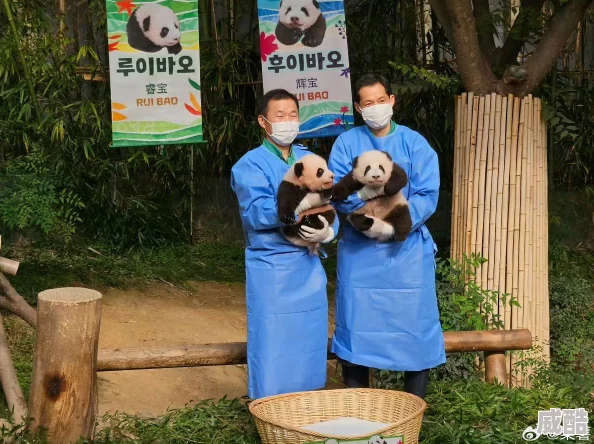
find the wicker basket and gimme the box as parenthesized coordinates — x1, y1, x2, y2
(249, 389, 426, 444)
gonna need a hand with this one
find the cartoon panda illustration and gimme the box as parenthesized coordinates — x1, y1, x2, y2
(126, 3, 182, 55)
(275, 0, 327, 48)
(368, 436, 387, 444)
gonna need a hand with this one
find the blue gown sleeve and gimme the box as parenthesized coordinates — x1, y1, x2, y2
(230, 158, 284, 231)
(408, 134, 440, 232)
(328, 135, 366, 215)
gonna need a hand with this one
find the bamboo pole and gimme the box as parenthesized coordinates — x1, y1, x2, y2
(28, 288, 102, 443)
(460, 93, 471, 262)
(501, 96, 513, 330)
(535, 98, 542, 353)
(472, 96, 486, 269)
(488, 95, 501, 297)
(466, 95, 479, 258)
(483, 92, 497, 308)
(451, 95, 462, 260)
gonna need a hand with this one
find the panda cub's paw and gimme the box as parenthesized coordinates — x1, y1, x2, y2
(281, 214, 297, 225)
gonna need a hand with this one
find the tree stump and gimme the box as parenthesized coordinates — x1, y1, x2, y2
(27, 288, 102, 443)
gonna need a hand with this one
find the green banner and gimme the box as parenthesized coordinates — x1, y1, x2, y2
(106, 0, 203, 147)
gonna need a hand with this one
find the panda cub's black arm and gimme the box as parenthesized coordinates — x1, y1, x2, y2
(331, 171, 364, 201)
(384, 162, 408, 196)
(277, 181, 308, 224)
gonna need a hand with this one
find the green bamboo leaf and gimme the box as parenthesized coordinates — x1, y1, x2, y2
(188, 78, 201, 91)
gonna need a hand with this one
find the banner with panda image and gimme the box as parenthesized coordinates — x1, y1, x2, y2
(106, 0, 203, 147)
(257, 0, 354, 139)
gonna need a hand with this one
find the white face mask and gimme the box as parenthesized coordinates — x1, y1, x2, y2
(360, 103, 393, 130)
(263, 118, 299, 146)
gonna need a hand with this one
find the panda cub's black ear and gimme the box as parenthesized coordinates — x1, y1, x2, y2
(352, 156, 359, 169)
(143, 16, 151, 32)
(381, 151, 393, 161)
(294, 162, 304, 177)
(312, 0, 321, 8)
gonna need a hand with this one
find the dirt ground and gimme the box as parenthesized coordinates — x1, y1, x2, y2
(97, 281, 341, 418)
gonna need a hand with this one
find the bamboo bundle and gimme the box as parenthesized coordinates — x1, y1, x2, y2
(450, 94, 550, 385)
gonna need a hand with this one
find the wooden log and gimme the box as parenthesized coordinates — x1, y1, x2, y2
(484, 351, 508, 386)
(97, 329, 533, 372)
(0, 257, 19, 276)
(27, 288, 102, 443)
(0, 272, 37, 327)
(0, 312, 27, 424)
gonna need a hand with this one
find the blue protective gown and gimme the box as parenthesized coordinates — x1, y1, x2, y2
(328, 124, 446, 371)
(231, 143, 340, 399)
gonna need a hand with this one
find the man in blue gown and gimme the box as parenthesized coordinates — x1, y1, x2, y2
(328, 74, 446, 399)
(231, 89, 339, 400)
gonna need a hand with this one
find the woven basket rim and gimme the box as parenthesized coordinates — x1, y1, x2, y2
(248, 388, 427, 439)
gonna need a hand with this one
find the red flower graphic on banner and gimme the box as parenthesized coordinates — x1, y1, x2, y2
(108, 41, 119, 52)
(116, 0, 136, 15)
(340, 106, 349, 113)
(260, 32, 278, 62)
(333, 118, 342, 126)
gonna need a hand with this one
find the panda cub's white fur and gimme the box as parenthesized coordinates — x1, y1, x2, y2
(127, 4, 182, 55)
(332, 150, 412, 242)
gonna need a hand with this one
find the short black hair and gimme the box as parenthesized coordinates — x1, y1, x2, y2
(258, 89, 300, 117)
(355, 74, 392, 103)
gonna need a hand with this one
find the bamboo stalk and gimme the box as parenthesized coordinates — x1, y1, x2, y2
(501, 96, 513, 330)
(534, 98, 542, 353)
(466, 95, 480, 258)
(483, 93, 497, 302)
(460, 93, 471, 262)
(471, 96, 485, 271)
(491, 95, 503, 319)
(476, 95, 490, 297)
(452, 95, 462, 260)
(2, 0, 42, 123)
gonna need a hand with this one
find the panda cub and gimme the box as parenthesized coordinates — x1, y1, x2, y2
(275, 0, 327, 48)
(127, 4, 182, 55)
(332, 150, 412, 242)
(277, 154, 336, 254)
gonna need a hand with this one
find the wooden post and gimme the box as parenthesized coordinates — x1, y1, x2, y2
(27, 288, 102, 443)
(0, 312, 27, 424)
(484, 351, 508, 386)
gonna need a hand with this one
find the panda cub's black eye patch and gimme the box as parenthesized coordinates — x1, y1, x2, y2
(364, 166, 371, 175)
(285, 6, 292, 14)
(316, 168, 324, 178)
(174, 23, 179, 29)
(161, 27, 169, 38)
(301, 7, 310, 16)
(379, 165, 385, 173)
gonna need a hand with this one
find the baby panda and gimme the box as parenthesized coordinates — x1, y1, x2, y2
(127, 4, 182, 55)
(277, 154, 336, 255)
(332, 150, 412, 242)
(275, 0, 327, 48)
(368, 436, 388, 444)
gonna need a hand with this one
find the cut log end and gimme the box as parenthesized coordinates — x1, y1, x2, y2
(38, 288, 102, 303)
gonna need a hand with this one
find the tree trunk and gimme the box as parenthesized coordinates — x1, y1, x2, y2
(27, 288, 102, 443)
(451, 93, 549, 387)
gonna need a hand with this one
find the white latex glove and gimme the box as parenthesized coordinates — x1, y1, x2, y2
(362, 216, 394, 242)
(295, 193, 330, 215)
(357, 185, 385, 201)
(298, 216, 334, 243)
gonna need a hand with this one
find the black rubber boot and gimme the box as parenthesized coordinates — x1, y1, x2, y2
(403, 369, 429, 400)
(340, 360, 370, 388)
